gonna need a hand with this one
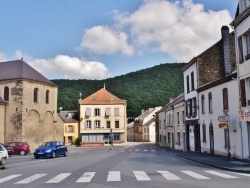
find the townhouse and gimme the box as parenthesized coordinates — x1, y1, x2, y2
(79, 88, 127, 146)
(230, 0, 250, 159)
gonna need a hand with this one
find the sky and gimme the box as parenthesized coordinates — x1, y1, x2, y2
(0, 0, 238, 80)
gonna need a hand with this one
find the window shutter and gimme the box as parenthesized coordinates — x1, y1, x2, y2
(72, 126, 75, 133)
(238, 36, 243, 63)
(186, 101, 188, 116)
(65, 126, 67, 133)
(240, 79, 246, 107)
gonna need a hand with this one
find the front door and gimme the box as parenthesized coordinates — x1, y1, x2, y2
(209, 128, 214, 154)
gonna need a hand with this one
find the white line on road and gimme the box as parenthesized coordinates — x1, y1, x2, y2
(143, 150, 148, 151)
(107, 171, 121, 182)
(135, 150, 140, 151)
(0, 174, 22, 183)
(14, 174, 47, 184)
(76, 172, 95, 183)
(133, 171, 151, 181)
(151, 150, 155, 151)
(204, 170, 238, 178)
(158, 171, 181, 180)
(46, 173, 71, 183)
(181, 171, 210, 179)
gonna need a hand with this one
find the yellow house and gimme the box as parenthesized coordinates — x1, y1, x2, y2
(79, 88, 127, 146)
(58, 111, 79, 145)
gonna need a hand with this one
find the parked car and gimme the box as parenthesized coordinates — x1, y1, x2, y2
(34, 141, 68, 159)
(0, 144, 8, 165)
(0, 143, 14, 156)
(5, 142, 30, 155)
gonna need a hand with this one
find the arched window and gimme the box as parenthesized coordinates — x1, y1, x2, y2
(45, 90, 50, 104)
(208, 92, 213, 113)
(222, 88, 228, 110)
(201, 95, 205, 113)
(4, 87, 9, 101)
(34, 88, 39, 103)
(202, 123, 206, 142)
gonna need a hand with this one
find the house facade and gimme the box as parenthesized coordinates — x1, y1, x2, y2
(0, 60, 63, 152)
(79, 88, 127, 146)
(58, 111, 79, 145)
(231, 0, 250, 159)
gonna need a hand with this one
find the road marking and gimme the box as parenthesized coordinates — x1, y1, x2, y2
(107, 171, 121, 182)
(151, 150, 155, 151)
(76, 172, 95, 183)
(181, 171, 210, 179)
(143, 150, 148, 151)
(231, 172, 250, 177)
(158, 171, 181, 180)
(15, 174, 47, 184)
(133, 171, 151, 181)
(46, 173, 71, 183)
(204, 170, 238, 178)
(129, 150, 133, 151)
(0, 174, 22, 183)
(135, 150, 140, 151)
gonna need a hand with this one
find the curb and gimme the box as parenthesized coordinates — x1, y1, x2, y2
(176, 154, 250, 174)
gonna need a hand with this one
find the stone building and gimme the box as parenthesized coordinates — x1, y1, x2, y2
(0, 60, 63, 152)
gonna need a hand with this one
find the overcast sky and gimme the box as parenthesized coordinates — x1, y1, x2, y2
(0, 0, 238, 80)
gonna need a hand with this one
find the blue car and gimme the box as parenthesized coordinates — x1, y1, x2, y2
(34, 141, 68, 159)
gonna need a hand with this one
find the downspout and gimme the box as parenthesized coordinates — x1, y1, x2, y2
(4, 101, 7, 143)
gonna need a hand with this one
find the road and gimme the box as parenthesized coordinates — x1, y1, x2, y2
(1, 142, 250, 188)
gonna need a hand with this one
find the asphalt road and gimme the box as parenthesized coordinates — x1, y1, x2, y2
(1, 142, 250, 188)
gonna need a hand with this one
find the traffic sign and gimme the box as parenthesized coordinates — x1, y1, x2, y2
(218, 115, 230, 122)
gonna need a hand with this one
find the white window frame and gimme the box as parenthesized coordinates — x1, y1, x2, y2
(95, 120, 100, 128)
(86, 120, 91, 128)
(94, 108, 100, 116)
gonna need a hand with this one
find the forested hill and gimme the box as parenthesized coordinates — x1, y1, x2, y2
(52, 63, 186, 117)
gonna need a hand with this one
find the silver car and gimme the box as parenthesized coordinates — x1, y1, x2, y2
(0, 144, 8, 165)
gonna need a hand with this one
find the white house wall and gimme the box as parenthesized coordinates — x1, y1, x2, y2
(199, 80, 241, 158)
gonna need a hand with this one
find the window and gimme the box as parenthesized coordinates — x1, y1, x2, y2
(177, 112, 180, 125)
(68, 136, 73, 144)
(105, 108, 111, 116)
(167, 132, 171, 144)
(115, 121, 119, 128)
(34, 88, 39, 103)
(86, 120, 91, 128)
(114, 134, 120, 141)
(202, 123, 206, 142)
(176, 132, 180, 145)
(45, 90, 49, 104)
(201, 95, 205, 113)
(222, 88, 229, 110)
(186, 100, 191, 117)
(238, 36, 244, 63)
(4, 87, 9, 101)
(186, 75, 190, 93)
(94, 108, 100, 116)
(192, 97, 197, 116)
(114, 108, 119, 116)
(67, 125, 73, 132)
(86, 108, 91, 116)
(95, 120, 100, 128)
(208, 92, 213, 113)
(246, 33, 250, 60)
(191, 72, 195, 90)
(240, 79, 246, 107)
(182, 111, 185, 124)
(106, 121, 111, 128)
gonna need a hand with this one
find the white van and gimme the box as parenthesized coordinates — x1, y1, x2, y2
(0, 144, 8, 165)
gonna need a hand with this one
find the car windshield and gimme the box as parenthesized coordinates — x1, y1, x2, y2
(40, 142, 56, 147)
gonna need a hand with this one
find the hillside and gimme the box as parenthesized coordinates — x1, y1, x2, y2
(52, 63, 186, 117)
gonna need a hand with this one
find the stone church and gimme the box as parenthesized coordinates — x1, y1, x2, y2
(0, 60, 63, 152)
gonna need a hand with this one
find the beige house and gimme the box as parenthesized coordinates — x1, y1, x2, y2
(0, 60, 63, 152)
(58, 111, 79, 145)
(79, 88, 127, 146)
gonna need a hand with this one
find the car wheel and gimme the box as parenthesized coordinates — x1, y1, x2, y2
(64, 150, 68, 157)
(0, 158, 6, 165)
(20, 150, 26, 156)
(52, 152, 56, 158)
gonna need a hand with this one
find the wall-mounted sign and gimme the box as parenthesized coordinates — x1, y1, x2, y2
(218, 115, 230, 122)
(240, 108, 250, 122)
(219, 123, 228, 129)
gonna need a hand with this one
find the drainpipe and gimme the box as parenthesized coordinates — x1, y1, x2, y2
(4, 101, 7, 143)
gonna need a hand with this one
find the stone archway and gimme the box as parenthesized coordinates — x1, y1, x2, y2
(43, 111, 54, 141)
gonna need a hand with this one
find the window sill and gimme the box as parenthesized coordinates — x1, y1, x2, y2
(208, 111, 213, 114)
(202, 141, 207, 143)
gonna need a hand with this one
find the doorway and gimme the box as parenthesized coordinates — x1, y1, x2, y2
(209, 123, 214, 154)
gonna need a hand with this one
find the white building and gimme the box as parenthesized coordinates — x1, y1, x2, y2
(230, 0, 250, 159)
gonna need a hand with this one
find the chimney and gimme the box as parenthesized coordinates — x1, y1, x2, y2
(221, 26, 232, 76)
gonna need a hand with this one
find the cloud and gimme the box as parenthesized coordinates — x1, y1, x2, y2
(80, 25, 134, 56)
(0, 51, 6, 61)
(15, 51, 112, 80)
(82, 0, 233, 62)
(116, 0, 233, 62)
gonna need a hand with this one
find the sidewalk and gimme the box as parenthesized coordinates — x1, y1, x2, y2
(169, 149, 250, 173)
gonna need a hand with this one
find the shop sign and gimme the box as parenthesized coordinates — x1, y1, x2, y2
(240, 108, 250, 122)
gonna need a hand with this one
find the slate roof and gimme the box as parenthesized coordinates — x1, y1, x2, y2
(80, 88, 126, 105)
(0, 60, 56, 86)
(58, 111, 79, 123)
(162, 93, 184, 111)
